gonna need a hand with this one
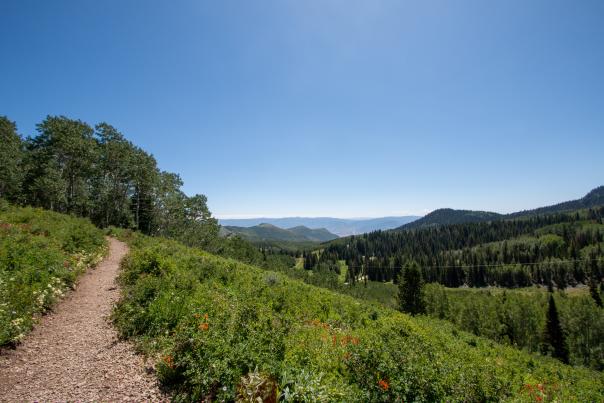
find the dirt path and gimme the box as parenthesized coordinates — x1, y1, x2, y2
(0, 238, 165, 402)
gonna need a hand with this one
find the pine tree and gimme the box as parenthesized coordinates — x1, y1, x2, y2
(0, 116, 24, 202)
(397, 261, 425, 315)
(589, 279, 603, 308)
(541, 294, 570, 364)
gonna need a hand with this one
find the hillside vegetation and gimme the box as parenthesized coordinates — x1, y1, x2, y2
(111, 229, 603, 402)
(222, 223, 338, 243)
(399, 186, 604, 230)
(0, 203, 106, 345)
(320, 207, 604, 288)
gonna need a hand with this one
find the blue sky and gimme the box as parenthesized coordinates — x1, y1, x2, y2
(1, 1, 603, 218)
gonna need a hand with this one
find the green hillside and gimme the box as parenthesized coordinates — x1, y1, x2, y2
(223, 223, 338, 243)
(287, 226, 339, 242)
(0, 203, 106, 345)
(399, 186, 604, 230)
(401, 208, 502, 230)
(111, 229, 603, 401)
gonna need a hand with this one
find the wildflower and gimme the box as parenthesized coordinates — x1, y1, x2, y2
(193, 313, 201, 319)
(204, 313, 209, 320)
(199, 322, 209, 331)
(378, 379, 389, 391)
(163, 355, 175, 369)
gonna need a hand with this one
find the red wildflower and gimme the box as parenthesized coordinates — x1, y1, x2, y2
(163, 355, 175, 369)
(378, 379, 389, 391)
(199, 322, 209, 331)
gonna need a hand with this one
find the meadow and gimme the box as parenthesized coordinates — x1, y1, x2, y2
(111, 228, 604, 401)
(0, 202, 106, 346)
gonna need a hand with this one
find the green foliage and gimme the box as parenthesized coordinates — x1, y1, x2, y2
(542, 294, 570, 364)
(0, 116, 25, 202)
(223, 224, 338, 243)
(398, 261, 425, 315)
(113, 232, 604, 401)
(0, 204, 106, 345)
(3, 114, 218, 249)
(321, 207, 604, 288)
(423, 284, 604, 369)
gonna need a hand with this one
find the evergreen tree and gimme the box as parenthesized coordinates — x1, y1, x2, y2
(398, 261, 425, 315)
(541, 294, 570, 364)
(0, 116, 24, 202)
(589, 279, 603, 308)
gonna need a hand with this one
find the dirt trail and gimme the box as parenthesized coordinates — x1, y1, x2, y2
(0, 238, 165, 402)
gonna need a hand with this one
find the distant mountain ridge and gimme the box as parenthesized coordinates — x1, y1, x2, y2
(401, 209, 502, 230)
(398, 186, 604, 230)
(507, 186, 604, 218)
(221, 223, 339, 243)
(219, 216, 420, 237)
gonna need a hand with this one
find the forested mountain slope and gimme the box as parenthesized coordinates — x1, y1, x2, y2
(508, 186, 604, 218)
(401, 208, 502, 230)
(320, 207, 604, 288)
(222, 223, 338, 243)
(111, 229, 604, 401)
(399, 186, 604, 230)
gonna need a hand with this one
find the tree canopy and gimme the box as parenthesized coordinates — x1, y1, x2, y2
(0, 115, 218, 249)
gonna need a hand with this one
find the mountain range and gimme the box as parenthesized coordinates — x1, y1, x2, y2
(220, 223, 339, 243)
(219, 216, 420, 237)
(398, 186, 604, 230)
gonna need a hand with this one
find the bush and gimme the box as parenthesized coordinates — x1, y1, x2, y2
(113, 232, 604, 401)
(0, 205, 106, 345)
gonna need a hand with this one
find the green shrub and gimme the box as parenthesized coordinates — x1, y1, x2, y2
(0, 205, 106, 345)
(113, 232, 604, 401)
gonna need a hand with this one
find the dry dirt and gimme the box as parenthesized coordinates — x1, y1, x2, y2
(0, 238, 166, 402)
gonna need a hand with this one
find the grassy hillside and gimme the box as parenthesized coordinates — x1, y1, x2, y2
(0, 202, 106, 345)
(112, 229, 603, 401)
(223, 223, 338, 243)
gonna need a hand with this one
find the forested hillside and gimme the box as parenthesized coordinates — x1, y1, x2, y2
(111, 229, 604, 401)
(319, 207, 604, 288)
(401, 208, 502, 230)
(222, 223, 338, 243)
(399, 186, 604, 230)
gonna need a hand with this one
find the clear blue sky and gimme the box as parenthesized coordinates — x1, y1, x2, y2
(1, 1, 603, 218)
